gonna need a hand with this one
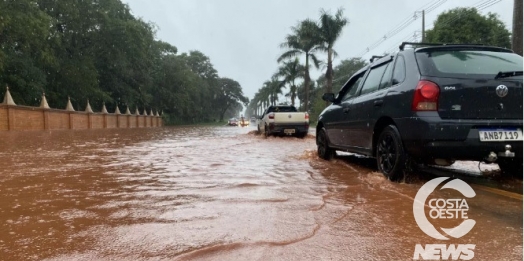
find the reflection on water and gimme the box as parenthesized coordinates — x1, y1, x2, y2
(0, 127, 521, 261)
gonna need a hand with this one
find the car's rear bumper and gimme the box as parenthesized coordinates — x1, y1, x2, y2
(395, 115, 523, 161)
(268, 122, 309, 134)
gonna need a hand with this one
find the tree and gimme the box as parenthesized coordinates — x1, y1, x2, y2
(512, 0, 523, 55)
(0, 0, 248, 125)
(0, 0, 54, 105)
(318, 8, 348, 95)
(215, 78, 248, 122)
(425, 8, 511, 48)
(276, 58, 304, 107)
(278, 19, 322, 112)
(316, 58, 367, 93)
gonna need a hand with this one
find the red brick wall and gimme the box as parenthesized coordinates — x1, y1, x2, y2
(13, 108, 45, 130)
(0, 107, 7, 131)
(71, 114, 89, 129)
(48, 111, 69, 130)
(106, 115, 117, 128)
(91, 115, 104, 129)
(117, 115, 127, 128)
(0, 105, 162, 131)
(129, 116, 137, 128)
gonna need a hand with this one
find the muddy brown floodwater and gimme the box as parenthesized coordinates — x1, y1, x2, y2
(0, 126, 522, 261)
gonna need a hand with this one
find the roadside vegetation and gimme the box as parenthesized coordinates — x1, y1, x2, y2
(0, 0, 248, 125)
(246, 7, 512, 124)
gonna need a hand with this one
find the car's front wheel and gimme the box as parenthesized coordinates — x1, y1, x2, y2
(376, 125, 407, 181)
(498, 158, 523, 179)
(317, 128, 334, 160)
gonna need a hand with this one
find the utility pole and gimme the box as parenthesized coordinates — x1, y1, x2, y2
(512, 0, 523, 55)
(421, 10, 426, 42)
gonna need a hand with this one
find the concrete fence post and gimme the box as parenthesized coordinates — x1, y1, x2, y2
(40, 93, 50, 130)
(102, 103, 108, 128)
(85, 99, 93, 129)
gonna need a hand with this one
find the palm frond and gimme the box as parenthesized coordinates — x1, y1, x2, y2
(309, 54, 321, 69)
(277, 50, 301, 63)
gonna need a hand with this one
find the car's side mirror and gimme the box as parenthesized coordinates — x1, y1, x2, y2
(322, 93, 336, 102)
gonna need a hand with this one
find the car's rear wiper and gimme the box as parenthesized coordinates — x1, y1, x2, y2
(494, 71, 523, 79)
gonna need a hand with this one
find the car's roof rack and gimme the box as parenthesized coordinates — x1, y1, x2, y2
(369, 55, 385, 63)
(399, 42, 487, 51)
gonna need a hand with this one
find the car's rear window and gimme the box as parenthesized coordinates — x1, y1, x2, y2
(415, 49, 523, 78)
(268, 106, 297, 113)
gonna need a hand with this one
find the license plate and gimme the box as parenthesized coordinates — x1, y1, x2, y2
(284, 129, 296, 134)
(479, 129, 523, 142)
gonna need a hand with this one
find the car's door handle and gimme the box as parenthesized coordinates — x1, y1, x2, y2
(343, 107, 350, 114)
(374, 100, 383, 107)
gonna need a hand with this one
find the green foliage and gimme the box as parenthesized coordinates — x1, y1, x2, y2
(308, 57, 368, 123)
(316, 58, 367, 93)
(318, 8, 348, 94)
(0, 0, 247, 125)
(278, 19, 323, 112)
(275, 58, 304, 107)
(250, 7, 347, 117)
(426, 7, 511, 48)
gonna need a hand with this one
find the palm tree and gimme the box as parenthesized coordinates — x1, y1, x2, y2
(318, 8, 348, 94)
(276, 57, 304, 107)
(278, 19, 322, 112)
(262, 76, 285, 106)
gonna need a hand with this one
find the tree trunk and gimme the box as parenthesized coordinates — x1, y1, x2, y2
(290, 83, 296, 107)
(304, 55, 310, 112)
(326, 48, 333, 93)
(513, 0, 523, 55)
(325, 48, 333, 106)
(219, 104, 231, 122)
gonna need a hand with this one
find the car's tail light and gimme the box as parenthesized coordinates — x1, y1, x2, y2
(305, 113, 309, 120)
(268, 113, 275, 119)
(412, 80, 440, 111)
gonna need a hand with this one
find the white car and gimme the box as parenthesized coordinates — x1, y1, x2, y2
(257, 105, 309, 138)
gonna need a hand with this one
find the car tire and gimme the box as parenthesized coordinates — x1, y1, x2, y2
(264, 124, 270, 138)
(497, 158, 523, 179)
(257, 124, 261, 134)
(376, 125, 407, 181)
(317, 128, 334, 160)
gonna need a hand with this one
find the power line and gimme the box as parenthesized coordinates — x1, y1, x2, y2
(424, 0, 502, 31)
(376, 0, 504, 58)
(356, 0, 448, 57)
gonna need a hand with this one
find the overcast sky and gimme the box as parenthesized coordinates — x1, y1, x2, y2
(121, 0, 514, 102)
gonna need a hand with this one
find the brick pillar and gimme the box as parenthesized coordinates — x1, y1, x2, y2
(88, 113, 92, 129)
(7, 106, 14, 130)
(69, 113, 73, 129)
(43, 110, 50, 130)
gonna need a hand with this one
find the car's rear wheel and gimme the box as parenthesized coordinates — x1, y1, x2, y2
(257, 124, 261, 134)
(317, 128, 334, 160)
(498, 158, 523, 179)
(376, 125, 406, 181)
(264, 124, 270, 138)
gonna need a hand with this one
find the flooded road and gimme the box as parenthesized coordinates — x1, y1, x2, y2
(0, 126, 522, 261)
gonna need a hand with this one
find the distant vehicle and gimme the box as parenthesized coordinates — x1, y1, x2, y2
(228, 118, 238, 126)
(239, 116, 249, 127)
(250, 116, 256, 123)
(317, 42, 523, 180)
(258, 105, 309, 138)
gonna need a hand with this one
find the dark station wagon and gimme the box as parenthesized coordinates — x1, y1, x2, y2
(317, 42, 523, 180)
